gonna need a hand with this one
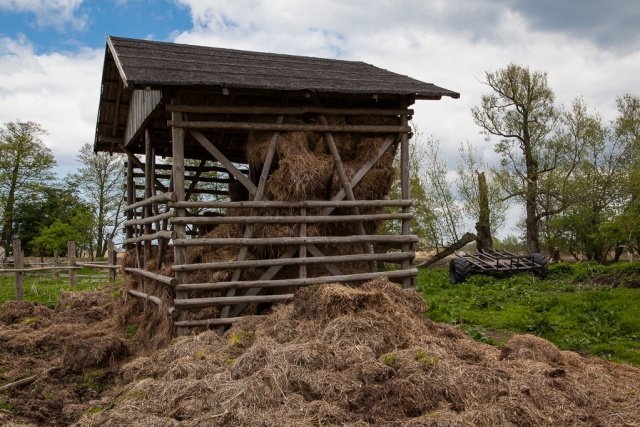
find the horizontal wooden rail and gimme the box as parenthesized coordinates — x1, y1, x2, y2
(166, 104, 413, 116)
(124, 211, 173, 227)
(133, 185, 228, 196)
(132, 173, 236, 184)
(75, 262, 119, 270)
(175, 268, 419, 292)
(123, 230, 173, 245)
(171, 213, 412, 226)
(174, 294, 293, 309)
(169, 199, 412, 210)
(124, 192, 175, 212)
(126, 163, 248, 174)
(124, 268, 176, 286)
(168, 120, 410, 133)
(174, 234, 419, 247)
(172, 252, 413, 272)
(173, 316, 251, 327)
(128, 289, 175, 316)
(0, 266, 81, 273)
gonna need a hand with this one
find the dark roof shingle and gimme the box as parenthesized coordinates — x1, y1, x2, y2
(107, 36, 459, 100)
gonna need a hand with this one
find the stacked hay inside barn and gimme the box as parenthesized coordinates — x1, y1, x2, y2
(120, 115, 400, 342)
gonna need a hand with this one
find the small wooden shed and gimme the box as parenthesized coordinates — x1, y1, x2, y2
(94, 36, 458, 335)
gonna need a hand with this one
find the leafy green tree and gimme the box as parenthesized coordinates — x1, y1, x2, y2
(13, 186, 94, 256)
(0, 120, 57, 247)
(66, 142, 125, 257)
(472, 64, 562, 254)
(534, 94, 640, 262)
(31, 220, 80, 256)
(605, 94, 640, 256)
(546, 99, 628, 261)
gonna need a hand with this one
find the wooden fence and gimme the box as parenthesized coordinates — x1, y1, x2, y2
(0, 239, 119, 301)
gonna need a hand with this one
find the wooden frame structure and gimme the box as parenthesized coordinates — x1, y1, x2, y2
(94, 36, 459, 335)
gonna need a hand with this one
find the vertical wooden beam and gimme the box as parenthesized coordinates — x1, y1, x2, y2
(68, 241, 77, 290)
(53, 250, 59, 279)
(108, 239, 116, 282)
(299, 206, 307, 279)
(13, 240, 24, 301)
(171, 93, 189, 336)
(400, 109, 413, 288)
(144, 129, 154, 265)
(125, 158, 135, 250)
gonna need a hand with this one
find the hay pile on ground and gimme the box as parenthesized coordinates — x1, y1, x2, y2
(121, 119, 400, 338)
(72, 277, 640, 427)
(0, 286, 128, 426)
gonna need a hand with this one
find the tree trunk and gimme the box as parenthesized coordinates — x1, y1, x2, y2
(475, 171, 493, 251)
(414, 232, 476, 268)
(2, 174, 18, 248)
(524, 144, 540, 254)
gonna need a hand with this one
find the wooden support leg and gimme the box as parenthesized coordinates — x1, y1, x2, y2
(171, 94, 190, 337)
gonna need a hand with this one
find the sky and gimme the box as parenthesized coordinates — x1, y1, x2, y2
(1, 0, 639, 236)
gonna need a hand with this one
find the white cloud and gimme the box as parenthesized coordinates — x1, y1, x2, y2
(0, 0, 87, 31)
(0, 36, 103, 174)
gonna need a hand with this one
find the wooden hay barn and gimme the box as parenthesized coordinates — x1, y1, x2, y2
(94, 36, 459, 335)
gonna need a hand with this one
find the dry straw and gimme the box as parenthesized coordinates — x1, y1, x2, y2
(69, 278, 640, 426)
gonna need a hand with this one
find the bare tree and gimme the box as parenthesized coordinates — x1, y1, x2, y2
(66, 143, 125, 257)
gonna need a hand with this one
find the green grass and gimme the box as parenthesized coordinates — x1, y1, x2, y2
(417, 262, 640, 367)
(0, 268, 113, 308)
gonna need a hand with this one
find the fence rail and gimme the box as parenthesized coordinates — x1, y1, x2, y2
(0, 239, 119, 301)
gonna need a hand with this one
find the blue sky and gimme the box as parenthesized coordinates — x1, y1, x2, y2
(0, 0, 192, 52)
(0, 0, 639, 237)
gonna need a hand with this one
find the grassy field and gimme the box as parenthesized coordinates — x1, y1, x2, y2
(418, 261, 640, 366)
(0, 267, 115, 308)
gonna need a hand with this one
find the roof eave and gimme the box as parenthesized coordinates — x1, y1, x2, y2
(107, 36, 131, 88)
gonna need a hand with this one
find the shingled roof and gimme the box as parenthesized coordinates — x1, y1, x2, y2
(107, 36, 459, 100)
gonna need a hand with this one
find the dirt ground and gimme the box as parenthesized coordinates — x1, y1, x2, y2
(1, 279, 639, 426)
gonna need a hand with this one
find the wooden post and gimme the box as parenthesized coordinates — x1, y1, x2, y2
(68, 241, 77, 289)
(108, 239, 116, 282)
(13, 240, 24, 301)
(53, 250, 59, 279)
(171, 93, 189, 336)
(299, 206, 307, 279)
(143, 130, 154, 307)
(400, 109, 413, 289)
(126, 158, 135, 250)
(144, 129, 154, 261)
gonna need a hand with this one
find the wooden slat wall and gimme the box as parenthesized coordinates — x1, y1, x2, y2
(124, 89, 162, 145)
